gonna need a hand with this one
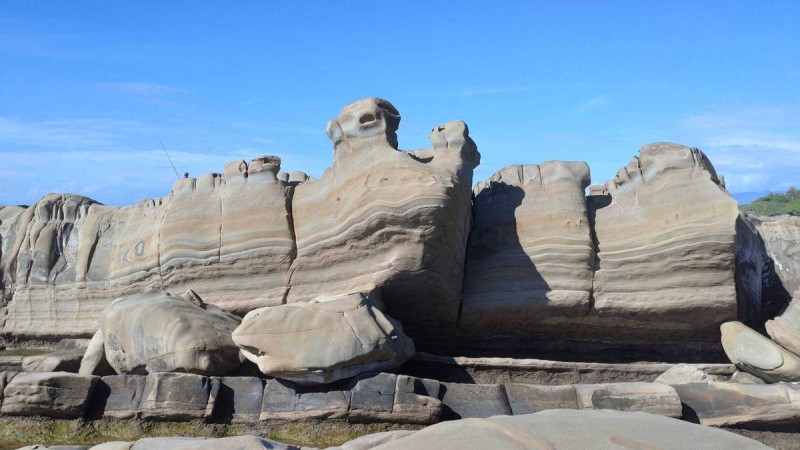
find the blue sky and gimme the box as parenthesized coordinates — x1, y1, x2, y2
(1, 1, 799, 206)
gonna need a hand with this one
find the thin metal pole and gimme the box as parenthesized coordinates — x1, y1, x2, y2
(157, 135, 180, 179)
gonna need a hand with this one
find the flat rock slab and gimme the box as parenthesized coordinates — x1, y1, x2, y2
(139, 372, 217, 421)
(440, 383, 512, 419)
(261, 379, 350, 420)
(22, 349, 85, 373)
(129, 435, 298, 450)
(367, 409, 769, 449)
(88, 375, 147, 419)
(505, 384, 578, 415)
(573, 382, 682, 418)
(0, 372, 98, 419)
(674, 381, 800, 428)
(214, 376, 264, 423)
(721, 321, 800, 382)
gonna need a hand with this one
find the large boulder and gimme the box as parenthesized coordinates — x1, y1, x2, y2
(287, 98, 479, 336)
(720, 321, 800, 382)
(766, 297, 800, 356)
(460, 162, 594, 338)
(366, 409, 768, 449)
(0, 372, 98, 419)
(589, 143, 739, 342)
(93, 290, 242, 375)
(232, 290, 414, 384)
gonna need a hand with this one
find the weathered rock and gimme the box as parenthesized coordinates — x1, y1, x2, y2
(98, 290, 241, 375)
(88, 375, 146, 419)
(233, 290, 413, 384)
(214, 376, 264, 423)
(334, 430, 417, 450)
(721, 321, 800, 382)
(766, 297, 800, 357)
(674, 381, 800, 428)
(128, 436, 297, 450)
(0, 372, 98, 418)
(287, 98, 479, 335)
(22, 349, 85, 373)
(55, 339, 92, 351)
(590, 143, 739, 342)
(748, 214, 800, 298)
(138, 372, 217, 421)
(504, 383, 578, 415)
(79, 329, 114, 376)
(573, 382, 682, 418)
(348, 372, 396, 421)
(392, 374, 442, 424)
(0, 371, 18, 408)
(731, 370, 767, 385)
(367, 409, 768, 449)
(439, 382, 511, 419)
(460, 162, 594, 338)
(654, 364, 710, 385)
(260, 379, 350, 420)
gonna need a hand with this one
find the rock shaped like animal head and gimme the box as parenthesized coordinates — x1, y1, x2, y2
(326, 97, 401, 152)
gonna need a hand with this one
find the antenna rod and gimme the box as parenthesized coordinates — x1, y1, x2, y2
(156, 135, 181, 179)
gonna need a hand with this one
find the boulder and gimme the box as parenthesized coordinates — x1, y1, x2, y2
(233, 290, 414, 384)
(674, 381, 800, 428)
(392, 374, 442, 424)
(214, 376, 264, 423)
(366, 409, 768, 449)
(460, 162, 594, 338)
(287, 98, 479, 336)
(348, 372, 397, 421)
(88, 375, 146, 419)
(720, 321, 800, 382)
(138, 372, 217, 421)
(654, 364, 710, 385)
(0, 371, 18, 408)
(731, 370, 767, 385)
(590, 143, 739, 342)
(0, 372, 98, 418)
(98, 290, 242, 375)
(766, 297, 800, 356)
(79, 330, 114, 376)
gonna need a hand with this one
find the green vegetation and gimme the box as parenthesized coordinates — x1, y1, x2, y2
(739, 187, 800, 216)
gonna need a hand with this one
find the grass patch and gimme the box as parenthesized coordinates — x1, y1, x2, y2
(740, 189, 800, 216)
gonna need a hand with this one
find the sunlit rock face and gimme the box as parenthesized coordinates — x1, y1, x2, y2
(0, 158, 296, 338)
(287, 98, 480, 333)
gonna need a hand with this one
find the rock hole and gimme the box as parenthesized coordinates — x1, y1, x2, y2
(359, 113, 376, 124)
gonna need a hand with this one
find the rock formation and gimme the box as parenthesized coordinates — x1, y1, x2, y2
(87, 290, 242, 376)
(720, 321, 800, 382)
(460, 162, 594, 338)
(232, 290, 414, 384)
(287, 98, 479, 332)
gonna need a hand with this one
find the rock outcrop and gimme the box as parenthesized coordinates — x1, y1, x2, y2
(747, 214, 800, 298)
(287, 98, 479, 333)
(232, 290, 414, 384)
(766, 298, 800, 356)
(460, 162, 594, 337)
(90, 290, 242, 376)
(720, 321, 800, 382)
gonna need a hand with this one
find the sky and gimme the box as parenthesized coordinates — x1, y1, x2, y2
(1, 1, 799, 206)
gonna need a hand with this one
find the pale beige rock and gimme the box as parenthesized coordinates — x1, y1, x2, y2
(287, 98, 479, 334)
(766, 297, 800, 356)
(368, 409, 768, 449)
(98, 290, 242, 375)
(572, 382, 682, 418)
(749, 214, 800, 298)
(0, 372, 98, 418)
(460, 162, 594, 337)
(654, 364, 710, 385)
(721, 321, 800, 382)
(233, 290, 414, 384)
(590, 143, 739, 342)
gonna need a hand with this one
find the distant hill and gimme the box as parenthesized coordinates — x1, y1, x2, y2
(739, 188, 800, 216)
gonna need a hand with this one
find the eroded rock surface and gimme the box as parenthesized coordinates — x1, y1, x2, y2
(460, 162, 594, 338)
(232, 290, 414, 384)
(766, 297, 800, 356)
(720, 321, 800, 382)
(95, 290, 242, 375)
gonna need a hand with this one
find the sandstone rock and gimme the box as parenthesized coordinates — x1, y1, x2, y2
(214, 376, 264, 423)
(591, 143, 739, 342)
(260, 379, 350, 420)
(748, 214, 800, 298)
(674, 381, 800, 428)
(504, 383, 578, 415)
(79, 329, 114, 376)
(22, 349, 85, 373)
(128, 436, 297, 450)
(460, 162, 594, 337)
(0, 372, 98, 418)
(654, 363, 710, 385)
(720, 321, 800, 382)
(766, 297, 800, 356)
(98, 290, 241, 375)
(0, 371, 18, 408)
(367, 409, 768, 449)
(392, 374, 442, 424)
(348, 372, 396, 421)
(439, 382, 511, 419)
(573, 382, 682, 418)
(138, 372, 217, 421)
(233, 290, 413, 384)
(731, 370, 767, 385)
(88, 375, 146, 419)
(287, 98, 479, 335)
(334, 430, 417, 450)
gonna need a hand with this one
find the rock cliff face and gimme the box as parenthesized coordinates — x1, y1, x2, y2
(0, 98, 478, 339)
(459, 143, 739, 343)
